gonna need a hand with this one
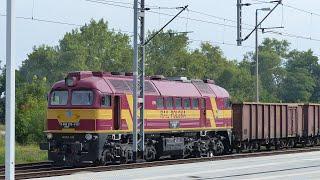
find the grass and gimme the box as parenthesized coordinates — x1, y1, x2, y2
(0, 124, 47, 164)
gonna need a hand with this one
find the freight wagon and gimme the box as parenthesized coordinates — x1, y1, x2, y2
(233, 103, 320, 152)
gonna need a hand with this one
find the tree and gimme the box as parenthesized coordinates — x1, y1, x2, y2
(145, 30, 190, 76)
(19, 46, 59, 84)
(15, 76, 48, 143)
(19, 19, 133, 84)
(280, 69, 315, 102)
(281, 49, 319, 102)
(243, 38, 289, 102)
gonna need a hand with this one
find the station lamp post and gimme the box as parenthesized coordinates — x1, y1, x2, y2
(255, 7, 270, 103)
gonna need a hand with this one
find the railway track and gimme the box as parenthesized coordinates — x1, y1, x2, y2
(0, 161, 53, 173)
(1, 147, 320, 180)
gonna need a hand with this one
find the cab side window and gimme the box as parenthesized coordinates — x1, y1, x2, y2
(192, 98, 199, 109)
(156, 97, 164, 109)
(175, 98, 182, 109)
(102, 95, 111, 107)
(183, 98, 191, 109)
(165, 97, 173, 109)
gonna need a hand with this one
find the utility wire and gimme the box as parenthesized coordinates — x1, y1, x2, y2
(263, 30, 320, 42)
(84, 0, 132, 9)
(27, 0, 320, 45)
(1, 0, 318, 49)
(84, 0, 252, 30)
(283, 4, 320, 17)
(0, 13, 133, 35)
(251, 0, 320, 17)
(190, 38, 255, 49)
(85, 0, 182, 10)
(147, 10, 252, 30)
(188, 9, 255, 28)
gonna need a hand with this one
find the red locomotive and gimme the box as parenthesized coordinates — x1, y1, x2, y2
(40, 71, 320, 166)
(41, 71, 232, 165)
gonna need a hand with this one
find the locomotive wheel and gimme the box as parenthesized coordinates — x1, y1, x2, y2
(145, 145, 156, 162)
(215, 140, 225, 155)
(102, 149, 115, 165)
(120, 146, 133, 164)
(207, 151, 214, 157)
(120, 150, 129, 164)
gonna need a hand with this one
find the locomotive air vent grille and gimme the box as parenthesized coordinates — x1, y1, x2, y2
(109, 79, 131, 92)
(126, 80, 157, 93)
(193, 82, 214, 94)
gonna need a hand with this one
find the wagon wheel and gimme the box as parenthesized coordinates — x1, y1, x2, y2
(256, 143, 261, 152)
(266, 144, 271, 151)
(288, 140, 295, 148)
(214, 140, 225, 156)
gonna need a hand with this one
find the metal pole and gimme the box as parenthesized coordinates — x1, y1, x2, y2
(132, 0, 139, 162)
(237, 0, 242, 46)
(139, 0, 145, 158)
(132, 0, 146, 161)
(255, 9, 259, 103)
(5, 0, 16, 179)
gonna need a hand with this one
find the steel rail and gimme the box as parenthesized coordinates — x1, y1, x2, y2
(0, 147, 319, 180)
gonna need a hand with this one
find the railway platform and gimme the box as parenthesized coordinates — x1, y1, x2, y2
(34, 150, 320, 180)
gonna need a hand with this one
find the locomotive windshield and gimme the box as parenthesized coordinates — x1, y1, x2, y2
(50, 90, 68, 105)
(71, 90, 93, 105)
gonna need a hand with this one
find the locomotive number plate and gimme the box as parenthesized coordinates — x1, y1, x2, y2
(60, 122, 80, 128)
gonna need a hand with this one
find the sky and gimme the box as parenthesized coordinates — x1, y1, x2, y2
(0, 0, 319, 69)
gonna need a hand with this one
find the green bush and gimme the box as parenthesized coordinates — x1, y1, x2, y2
(15, 76, 48, 144)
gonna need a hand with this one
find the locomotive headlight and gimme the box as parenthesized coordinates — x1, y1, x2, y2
(85, 133, 93, 141)
(65, 77, 76, 87)
(46, 133, 53, 140)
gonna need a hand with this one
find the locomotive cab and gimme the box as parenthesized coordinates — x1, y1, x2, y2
(41, 72, 115, 166)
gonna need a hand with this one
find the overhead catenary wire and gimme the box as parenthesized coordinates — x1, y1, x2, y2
(84, 0, 254, 29)
(251, 0, 320, 17)
(2, 0, 317, 45)
(84, 0, 320, 44)
(187, 9, 255, 28)
(0, 0, 318, 56)
(147, 10, 252, 30)
(190, 38, 255, 49)
(263, 30, 320, 42)
(0, 13, 133, 35)
(15, 0, 320, 44)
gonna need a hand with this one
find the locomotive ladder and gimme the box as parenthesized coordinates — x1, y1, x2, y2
(132, 0, 146, 161)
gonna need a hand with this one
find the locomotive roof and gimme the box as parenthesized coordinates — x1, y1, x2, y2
(51, 71, 230, 98)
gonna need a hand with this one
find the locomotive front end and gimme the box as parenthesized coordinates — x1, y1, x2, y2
(40, 72, 112, 166)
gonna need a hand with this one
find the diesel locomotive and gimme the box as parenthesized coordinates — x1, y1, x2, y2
(40, 71, 232, 165)
(41, 71, 320, 166)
